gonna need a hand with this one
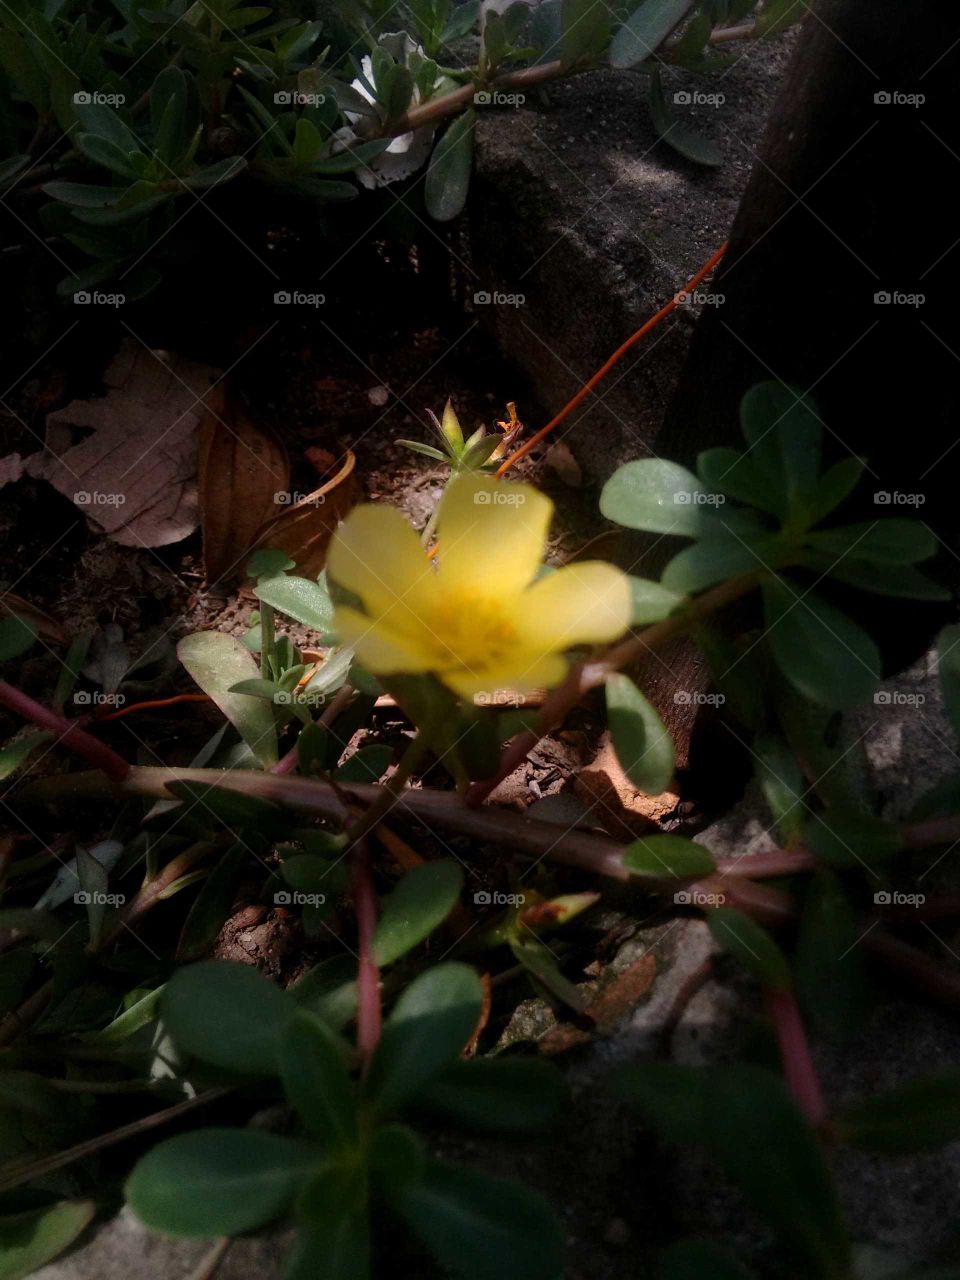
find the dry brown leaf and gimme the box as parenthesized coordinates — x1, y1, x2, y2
(247, 450, 357, 579)
(27, 341, 220, 547)
(544, 440, 583, 487)
(0, 595, 67, 645)
(198, 397, 290, 586)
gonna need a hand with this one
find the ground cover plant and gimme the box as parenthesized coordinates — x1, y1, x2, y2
(2, 0, 959, 1275)
(2, 376, 960, 1278)
(0, 0, 803, 298)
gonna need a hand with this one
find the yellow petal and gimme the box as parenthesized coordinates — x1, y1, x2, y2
(435, 473, 552, 597)
(327, 504, 436, 635)
(441, 651, 569, 700)
(516, 562, 631, 650)
(333, 606, 435, 675)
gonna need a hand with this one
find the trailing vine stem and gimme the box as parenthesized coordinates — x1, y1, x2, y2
(384, 18, 771, 144)
(0, 679, 131, 781)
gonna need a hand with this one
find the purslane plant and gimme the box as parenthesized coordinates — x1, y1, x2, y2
(3, 381, 960, 1280)
(0, 0, 806, 298)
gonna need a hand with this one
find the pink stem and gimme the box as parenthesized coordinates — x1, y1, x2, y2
(270, 684, 355, 776)
(352, 840, 381, 1067)
(715, 848, 816, 878)
(0, 680, 130, 782)
(764, 986, 827, 1128)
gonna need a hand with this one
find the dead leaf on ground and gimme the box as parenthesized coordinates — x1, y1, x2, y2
(247, 450, 357, 579)
(198, 396, 290, 585)
(538, 953, 657, 1055)
(0, 595, 67, 645)
(27, 341, 221, 547)
(544, 440, 582, 487)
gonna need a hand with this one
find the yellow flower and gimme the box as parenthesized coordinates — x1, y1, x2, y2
(327, 473, 631, 699)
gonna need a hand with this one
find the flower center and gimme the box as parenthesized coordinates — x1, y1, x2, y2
(427, 591, 517, 676)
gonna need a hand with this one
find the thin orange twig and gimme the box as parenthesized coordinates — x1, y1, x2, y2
(98, 693, 212, 722)
(496, 241, 729, 476)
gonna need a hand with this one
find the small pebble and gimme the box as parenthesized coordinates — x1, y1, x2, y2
(368, 385, 390, 406)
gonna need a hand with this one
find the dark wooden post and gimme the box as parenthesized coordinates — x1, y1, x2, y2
(662, 0, 960, 561)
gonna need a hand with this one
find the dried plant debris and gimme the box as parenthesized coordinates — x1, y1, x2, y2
(27, 341, 221, 548)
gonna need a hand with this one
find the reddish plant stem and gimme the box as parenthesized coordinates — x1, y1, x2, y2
(864, 928, 960, 1011)
(899, 815, 960, 849)
(764, 986, 828, 1128)
(391, 60, 562, 135)
(271, 682, 355, 776)
(386, 14, 767, 142)
(466, 573, 759, 807)
(0, 680, 130, 781)
(710, 875, 795, 924)
(715, 848, 816, 878)
(352, 839, 381, 1067)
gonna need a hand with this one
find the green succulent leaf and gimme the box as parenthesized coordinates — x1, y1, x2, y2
(753, 733, 807, 844)
(707, 907, 792, 990)
(373, 861, 463, 966)
(649, 66, 722, 167)
(806, 456, 864, 525)
(0, 1200, 96, 1280)
(622, 833, 716, 879)
(762, 577, 880, 709)
(628, 576, 685, 624)
(161, 960, 294, 1075)
(425, 108, 475, 222)
(416, 1057, 568, 1132)
(739, 382, 822, 523)
(396, 1161, 565, 1280)
(126, 1129, 318, 1237)
(0, 615, 38, 662)
(794, 870, 871, 1042)
(610, 0, 692, 68)
(808, 558, 949, 601)
(364, 963, 483, 1118)
(606, 672, 675, 795)
(804, 811, 901, 870)
(255, 574, 335, 632)
(178, 631, 278, 766)
(838, 1071, 960, 1154)
(601, 459, 721, 537)
(806, 520, 936, 565)
(334, 744, 393, 782)
(279, 1008, 357, 1145)
(662, 534, 784, 594)
(616, 1062, 849, 1274)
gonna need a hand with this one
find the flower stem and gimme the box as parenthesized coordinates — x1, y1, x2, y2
(420, 502, 441, 549)
(271, 682, 355, 776)
(353, 838, 381, 1067)
(343, 730, 432, 846)
(259, 603, 276, 680)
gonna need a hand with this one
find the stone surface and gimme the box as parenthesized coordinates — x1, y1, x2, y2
(468, 38, 797, 484)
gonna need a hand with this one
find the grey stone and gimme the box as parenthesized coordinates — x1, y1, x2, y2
(468, 39, 797, 483)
